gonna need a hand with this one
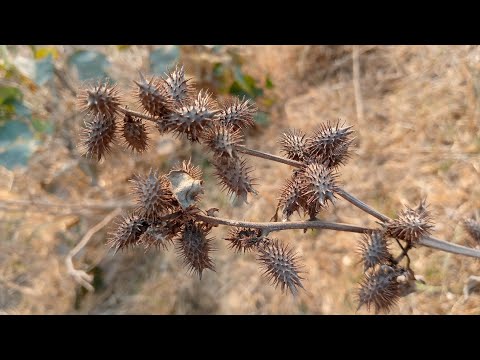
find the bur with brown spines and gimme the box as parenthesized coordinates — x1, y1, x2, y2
(130, 170, 177, 222)
(280, 128, 309, 162)
(134, 73, 174, 118)
(203, 122, 243, 158)
(77, 80, 122, 118)
(357, 230, 392, 271)
(164, 64, 194, 105)
(300, 161, 339, 215)
(277, 175, 304, 221)
(219, 96, 257, 129)
(166, 90, 219, 142)
(225, 227, 264, 253)
(121, 113, 149, 153)
(108, 214, 149, 253)
(139, 222, 174, 251)
(385, 199, 434, 244)
(257, 239, 305, 297)
(171, 159, 203, 181)
(306, 120, 354, 168)
(81, 113, 117, 161)
(357, 264, 403, 314)
(176, 221, 216, 279)
(213, 156, 258, 204)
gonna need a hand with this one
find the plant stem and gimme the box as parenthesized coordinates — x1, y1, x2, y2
(336, 189, 390, 223)
(235, 145, 303, 167)
(234, 145, 480, 259)
(196, 214, 368, 234)
(119, 107, 159, 123)
(419, 236, 480, 259)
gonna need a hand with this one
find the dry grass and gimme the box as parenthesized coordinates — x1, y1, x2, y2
(1, 45, 480, 314)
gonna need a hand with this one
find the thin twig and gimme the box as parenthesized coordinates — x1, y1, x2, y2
(118, 107, 159, 122)
(196, 214, 369, 234)
(235, 145, 303, 167)
(419, 236, 480, 259)
(352, 45, 365, 124)
(65, 208, 121, 291)
(336, 189, 390, 223)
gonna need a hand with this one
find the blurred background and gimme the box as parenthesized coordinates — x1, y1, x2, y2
(0, 45, 479, 314)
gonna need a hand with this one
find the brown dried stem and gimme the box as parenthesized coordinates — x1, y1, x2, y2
(118, 107, 159, 123)
(196, 214, 369, 234)
(234, 145, 480, 259)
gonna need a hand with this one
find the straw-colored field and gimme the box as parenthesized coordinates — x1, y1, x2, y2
(1, 45, 479, 314)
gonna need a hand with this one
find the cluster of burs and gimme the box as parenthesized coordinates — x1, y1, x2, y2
(77, 64, 479, 313)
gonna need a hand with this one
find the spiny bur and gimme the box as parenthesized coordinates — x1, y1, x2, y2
(76, 62, 480, 314)
(385, 200, 434, 244)
(357, 230, 392, 271)
(219, 96, 257, 129)
(257, 239, 305, 297)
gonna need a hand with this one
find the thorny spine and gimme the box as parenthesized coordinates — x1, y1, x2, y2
(77, 63, 480, 313)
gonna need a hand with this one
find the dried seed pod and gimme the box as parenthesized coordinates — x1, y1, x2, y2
(122, 113, 149, 153)
(257, 239, 305, 297)
(139, 222, 174, 250)
(464, 218, 480, 245)
(203, 123, 243, 158)
(167, 165, 204, 210)
(171, 159, 203, 181)
(225, 227, 264, 253)
(176, 221, 216, 279)
(357, 230, 392, 271)
(213, 156, 258, 205)
(166, 90, 218, 141)
(77, 80, 122, 118)
(279, 129, 309, 162)
(130, 170, 177, 221)
(277, 175, 304, 221)
(306, 121, 354, 168)
(385, 200, 434, 244)
(219, 96, 257, 129)
(327, 138, 354, 169)
(81, 114, 117, 161)
(357, 265, 402, 314)
(108, 214, 148, 253)
(134, 73, 174, 118)
(164, 64, 194, 105)
(300, 162, 339, 214)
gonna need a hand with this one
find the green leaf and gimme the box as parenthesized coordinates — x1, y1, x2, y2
(0, 86, 22, 105)
(0, 120, 33, 146)
(35, 54, 54, 86)
(32, 118, 54, 134)
(149, 46, 180, 75)
(68, 50, 109, 81)
(230, 66, 263, 99)
(229, 81, 250, 98)
(0, 143, 34, 169)
(265, 76, 274, 89)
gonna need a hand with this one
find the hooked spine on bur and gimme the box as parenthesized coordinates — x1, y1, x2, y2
(76, 62, 480, 313)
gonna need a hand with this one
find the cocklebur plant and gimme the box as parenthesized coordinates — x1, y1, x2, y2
(77, 64, 480, 314)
